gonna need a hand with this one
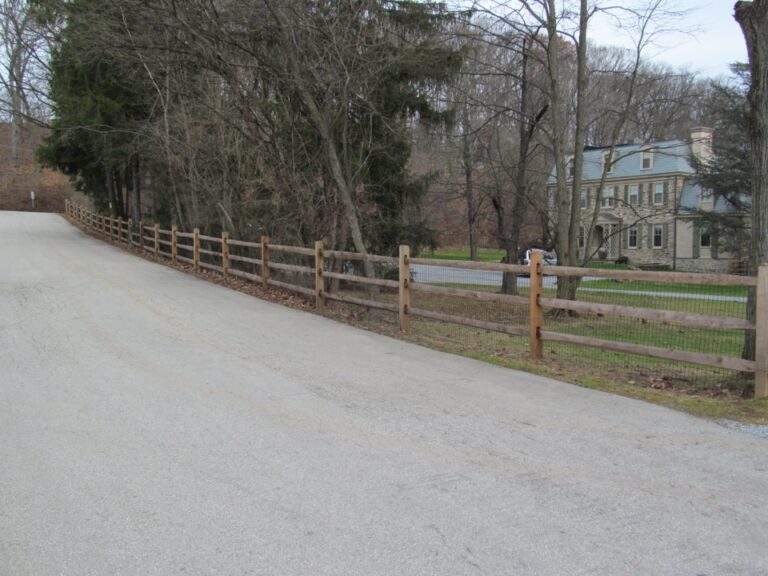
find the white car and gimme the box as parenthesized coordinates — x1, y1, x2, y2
(520, 248, 558, 266)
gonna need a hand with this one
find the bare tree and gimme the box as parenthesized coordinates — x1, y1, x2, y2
(0, 0, 54, 164)
(735, 0, 768, 379)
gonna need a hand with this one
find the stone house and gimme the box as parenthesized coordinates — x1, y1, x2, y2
(547, 127, 744, 272)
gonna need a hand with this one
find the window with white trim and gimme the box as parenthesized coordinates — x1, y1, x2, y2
(567, 157, 575, 179)
(700, 225, 712, 248)
(653, 224, 663, 248)
(580, 189, 588, 209)
(578, 226, 585, 248)
(628, 226, 638, 248)
(641, 148, 654, 170)
(628, 184, 639, 206)
(602, 186, 616, 208)
(653, 182, 664, 205)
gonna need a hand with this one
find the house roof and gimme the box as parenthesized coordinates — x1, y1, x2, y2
(679, 179, 739, 214)
(548, 139, 695, 184)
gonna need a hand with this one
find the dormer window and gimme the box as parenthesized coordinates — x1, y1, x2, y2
(567, 157, 575, 179)
(641, 148, 654, 170)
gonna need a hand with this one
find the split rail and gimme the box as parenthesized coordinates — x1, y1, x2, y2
(65, 200, 768, 398)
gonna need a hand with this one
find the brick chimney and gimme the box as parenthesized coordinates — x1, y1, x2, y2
(690, 126, 714, 164)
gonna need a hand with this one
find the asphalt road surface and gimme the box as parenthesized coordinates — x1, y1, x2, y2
(2, 212, 767, 576)
(412, 264, 748, 302)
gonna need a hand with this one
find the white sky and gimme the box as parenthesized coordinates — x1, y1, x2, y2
(590, 0, 747, 78)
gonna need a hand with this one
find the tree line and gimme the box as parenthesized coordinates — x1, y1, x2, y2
(0, 0, 750, 278)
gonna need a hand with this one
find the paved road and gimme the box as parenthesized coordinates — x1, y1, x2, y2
(412, 263, 748, 302)
(2, 212, 767, 576)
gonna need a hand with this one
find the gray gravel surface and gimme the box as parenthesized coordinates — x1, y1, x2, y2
(2, 212, 768, 576)
(719, 420, 768, 439)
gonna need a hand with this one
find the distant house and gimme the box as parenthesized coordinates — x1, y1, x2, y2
(547, 127, 745, 272)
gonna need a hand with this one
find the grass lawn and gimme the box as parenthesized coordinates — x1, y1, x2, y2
(581, 278, 748, 297)
(424, 248, 507, 262)
(586, 261, 631, 270)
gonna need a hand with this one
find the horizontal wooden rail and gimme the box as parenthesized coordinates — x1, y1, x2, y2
(227, 238, 261, 248)
(411, 282, 528, 306)
(266, 278, 314, 297)
(142, 235, 154, 244)
(540, 297, 754, 330)
(410, 257, 529, 274)
(158, 228, 172, 236)
(200, 261, 223, 273)
(176, 243, 194, 251)
(544, 265, 757, 286)
(228, 268, 262, 282)
(323, 271, 399, 289)
(176, 231, 194, 239)
(198, 247, 220, 257)
(177, 255, 194, 265)
(325, 292, 399, 312)
(268, 244, 314, 256)
(268, 262, 314, 274)
(409, 307, 527, 337)
(324, 250, 398, 265)
(541, 330, 756, 372)
(198, 234, 223, 243)
(228, 254, 262, 265)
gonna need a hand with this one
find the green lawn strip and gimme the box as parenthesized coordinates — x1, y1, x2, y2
(586, 262, 631, 270)
(424, 281, 746, 317)
(580, 278, 748, 297)
(424, 248, 506, 262)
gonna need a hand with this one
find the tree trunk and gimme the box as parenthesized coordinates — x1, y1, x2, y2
(462, 102, 479, 261)
(735, 0, 768, 366)
(132, 158, 142, 221)
(271, 3, 374, 278)
(105, 170, 116, 216)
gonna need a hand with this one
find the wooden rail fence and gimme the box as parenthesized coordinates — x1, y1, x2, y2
(65, 200, 768, 398)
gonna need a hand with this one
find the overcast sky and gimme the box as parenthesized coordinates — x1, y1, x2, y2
(590, 0, 747, 78)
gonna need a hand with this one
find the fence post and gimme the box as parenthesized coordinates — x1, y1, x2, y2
(139, 220, 144, 251)
(399, 245, 411, 334)
(117, 217, 123, 242)
(127, 219, 133, 245)
(529, 250, 543, 360)
(315, 240, 325, 311)
(154, 223, 160, 256)
(222, 231, 229, 278)
(193, 227, 200, 271)
(171, 225, 178, 263)
(261, 235, 270, 287)
(756, 263, 768, 398)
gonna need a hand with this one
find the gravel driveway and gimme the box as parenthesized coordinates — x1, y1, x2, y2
(1, 212, 767, 576)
